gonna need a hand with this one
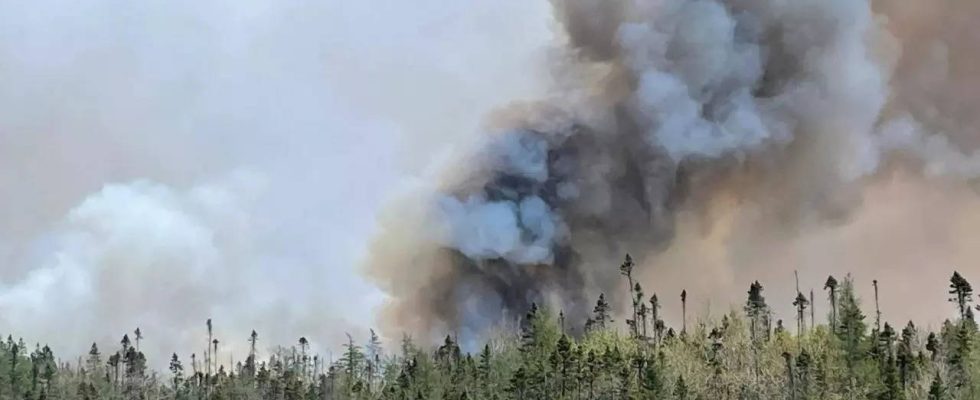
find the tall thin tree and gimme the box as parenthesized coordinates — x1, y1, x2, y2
(825, 276, 839, 329)
(212, 339, 219, 376)
(681, 290, 688, 336)
(650, 294, 662, 345)
(134, 328, 142, 353)
(873, 279, 881, 332)
(809, 290, 815, 332)
(620, 254, 637, 337)
(949, 272, 973, 321)
(206, 319, 212, 379)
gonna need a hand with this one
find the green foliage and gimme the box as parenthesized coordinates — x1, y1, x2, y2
(7, 268, 980, 400)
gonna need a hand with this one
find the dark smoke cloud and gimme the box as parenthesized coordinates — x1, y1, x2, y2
(366, 0, 980, 340)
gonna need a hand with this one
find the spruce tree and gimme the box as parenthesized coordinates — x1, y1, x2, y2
(928, 372, 946, 400)
(793, 292, 809, 335)
(745, 281, 769, 342)
(620, 254, 638, 337)
(949, 272, 973, 321)
(169, 353, 184, 395)
(681, 290, 688, 336)
(592, 294, 612, 331)
(825, 275, 839, 330)
(836, 276, 868, 387)
(674, 374, 688, 400)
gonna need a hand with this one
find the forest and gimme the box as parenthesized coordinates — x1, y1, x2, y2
(2, 256, 979, 400)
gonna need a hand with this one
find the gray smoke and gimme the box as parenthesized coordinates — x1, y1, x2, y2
(365, 0, 980, 339)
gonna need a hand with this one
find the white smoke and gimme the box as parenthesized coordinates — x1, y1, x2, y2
(0, 0, 554, 365)
(437, 194, 565, 265)
(1, 176, 259, 360)
(878, 115, 980, 178)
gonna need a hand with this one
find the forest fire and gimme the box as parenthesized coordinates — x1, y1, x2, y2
(365, 0, 980, 342)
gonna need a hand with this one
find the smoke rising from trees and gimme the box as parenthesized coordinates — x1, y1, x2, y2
(365, 0, 980, 341)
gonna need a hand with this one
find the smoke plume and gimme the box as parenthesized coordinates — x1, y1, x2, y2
(366, 0, 980, 339)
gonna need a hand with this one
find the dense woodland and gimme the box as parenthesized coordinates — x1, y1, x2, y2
(3, 256, 980, 399)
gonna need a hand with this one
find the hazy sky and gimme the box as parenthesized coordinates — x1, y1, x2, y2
(0, 0, 553, 362)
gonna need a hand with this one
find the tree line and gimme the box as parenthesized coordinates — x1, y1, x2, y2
(3, 255, 980, 399)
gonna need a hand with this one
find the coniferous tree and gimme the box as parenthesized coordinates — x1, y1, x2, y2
(928, 372, 946, 400)
(169, 353, 184, 395)
(837, 276, 869, 389)
(898, 321, 918, 390)
(619, 254, 638, 338)
(85, 343, 101, 381)
(650, 294, 663, 345)
(5, 267, 980, 400)
(949, 272, 973, 321)
(342, 333, 365, 394)
(745, 281, 769, 342)
(795, 350, 812, 400)
(591, 294, 612, 331)
(674, 374, 688, 400)
(245, 330, 258, 378)
(877, 353, 902, 400)
(947, 321, 972, 388)
(782, 352, 794, 400)
(927, 332, 940, 360)
(681, 290, 688, 336)
(825, 275, 839, 331)
(793, 292, 809, 335)
(633, 282, 646, 339)
(206, 319, 213, 379)
(134, 327, 143, 353)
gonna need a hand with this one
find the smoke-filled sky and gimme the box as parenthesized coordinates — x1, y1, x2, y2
(0, 0, 553, 363)
(363, 0, 980, 345)
(5, 0, 980, 367)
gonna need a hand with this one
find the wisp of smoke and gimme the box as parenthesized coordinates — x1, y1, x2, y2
(365, 0, 980, 340)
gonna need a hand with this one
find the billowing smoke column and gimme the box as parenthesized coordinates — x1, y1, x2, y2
(366, 0, 980, 339)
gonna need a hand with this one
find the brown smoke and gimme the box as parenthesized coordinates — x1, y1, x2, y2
(364, 0, 980, 342)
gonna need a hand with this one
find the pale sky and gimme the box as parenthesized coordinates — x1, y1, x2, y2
(0, 0, 553, 362)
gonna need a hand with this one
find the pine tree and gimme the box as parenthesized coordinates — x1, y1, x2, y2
(783, 352, 794, 399)
(169, 353, 184, 394)
(85, 343, 102, 380)
(592, 294, 612, 331)
(949, 272, 973, 321)
(477, 343, 492, 389)
(650, 294, 663, 345)
(897, 321, 917, 390)
(836, 276, 868, 387)
(206, 319, 213, 380)
(555, 334, 572, 397)
(877, 353, 902, 400)
(795, 350, 812, 399)
(342, 333, 364, 394)
(928, 372, 946, 400)
(620, 254, 638, 338)
(825, 275, 839, 331)
(641, 353, 666, 398)
(745, 281, 769, 343)
(245, 330, 258, 378)
(134, 327, 143, 352)
(926, 332, 940, 360)
(674, 374, 688, 400)
(633, 282, 646, 339)
(367, 329, 383, 391)
(947, 321, 972, 388)
(681, 290, 688, 336)
(793, 292, 809, 335)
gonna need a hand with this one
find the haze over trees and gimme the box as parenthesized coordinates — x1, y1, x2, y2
(3, 260, 980, 399)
